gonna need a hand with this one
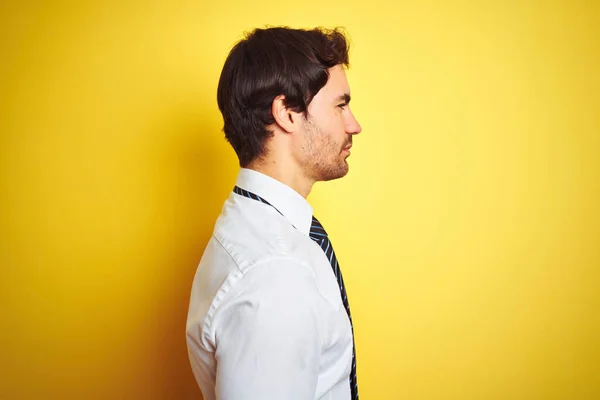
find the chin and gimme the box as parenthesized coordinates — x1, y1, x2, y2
(319, 164, 349, 182)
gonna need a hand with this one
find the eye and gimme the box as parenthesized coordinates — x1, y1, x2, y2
(337, 103, 347, 110)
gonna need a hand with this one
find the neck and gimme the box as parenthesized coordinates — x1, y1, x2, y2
(247, 159, 314, 198)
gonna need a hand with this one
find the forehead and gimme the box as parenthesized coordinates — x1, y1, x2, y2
(319, 65, 350, 99)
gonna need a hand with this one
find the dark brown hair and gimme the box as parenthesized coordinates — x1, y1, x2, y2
(216, 26, 350, 167)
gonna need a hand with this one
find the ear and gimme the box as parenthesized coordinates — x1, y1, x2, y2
(271, 95, 301, 133)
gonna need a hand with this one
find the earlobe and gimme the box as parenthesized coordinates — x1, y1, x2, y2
(271, 95, 296, 133)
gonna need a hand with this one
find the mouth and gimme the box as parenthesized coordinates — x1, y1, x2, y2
(342, 145, 352, 156)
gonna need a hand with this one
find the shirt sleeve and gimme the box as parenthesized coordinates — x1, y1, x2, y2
(212, 259, 326, 400)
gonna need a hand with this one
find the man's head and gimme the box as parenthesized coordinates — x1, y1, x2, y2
(217, 26, 362, 182)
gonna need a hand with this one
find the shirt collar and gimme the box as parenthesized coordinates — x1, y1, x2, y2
(235, 168, 313, 236)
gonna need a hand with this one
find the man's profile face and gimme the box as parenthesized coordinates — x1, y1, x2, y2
(298, 65, 362, 182)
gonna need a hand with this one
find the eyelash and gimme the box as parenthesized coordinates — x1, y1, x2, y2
(338, 103, 347, 109)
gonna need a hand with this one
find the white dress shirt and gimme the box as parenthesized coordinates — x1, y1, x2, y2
(186, 168, 353, 400)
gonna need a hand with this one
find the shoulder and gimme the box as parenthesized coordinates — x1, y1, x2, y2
(213, 194, 318, 272)
(211, 257, 329, 335)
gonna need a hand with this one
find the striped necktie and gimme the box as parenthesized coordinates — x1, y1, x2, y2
(309, 216, 359, 399)
(233, 185, 359, 399)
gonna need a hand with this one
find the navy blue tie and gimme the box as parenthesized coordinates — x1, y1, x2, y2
(233, 185, 359, 399)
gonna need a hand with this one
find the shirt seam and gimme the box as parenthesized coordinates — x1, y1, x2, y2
(203, 234, 334, 350)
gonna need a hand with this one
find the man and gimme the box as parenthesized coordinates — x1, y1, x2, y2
(186, 26, 362, 400)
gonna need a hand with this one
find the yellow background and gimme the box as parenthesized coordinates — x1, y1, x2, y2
(1, 1, 599, 399)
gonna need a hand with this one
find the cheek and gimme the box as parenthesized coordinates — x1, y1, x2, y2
(323, 112, 346, 136)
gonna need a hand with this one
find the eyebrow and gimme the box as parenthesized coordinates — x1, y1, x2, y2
(335, 93, 351, 104)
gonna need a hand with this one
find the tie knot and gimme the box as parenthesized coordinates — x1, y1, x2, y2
(309, 216, 328, 241)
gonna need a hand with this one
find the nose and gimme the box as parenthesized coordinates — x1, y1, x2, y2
(346, 110, 362, 135)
